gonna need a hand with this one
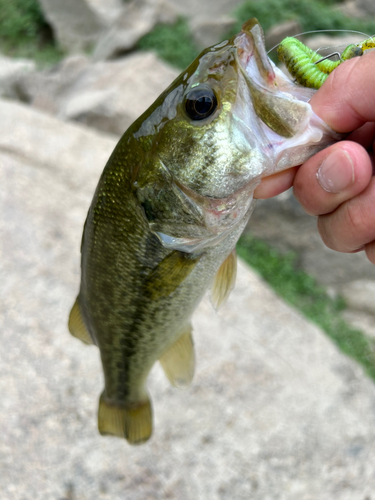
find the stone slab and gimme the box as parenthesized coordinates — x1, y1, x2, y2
(1, 100, 375, 499)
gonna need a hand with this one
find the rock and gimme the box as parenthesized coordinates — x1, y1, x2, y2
(339, 280, 375, 315)
(38, 0, 105, 52)
(167, 0, 244, 49)
(17, 52, 178, 136)
(341, 310, 375, 339)
(247, 190, 375, 288)
(305, 33, 367, 57)
(1, 98, 375, 498)
(339, 0, 375, 16)
(265, 20, 303, 52)
(86, 0, 124, 24)
(192, 16, 236, 48)
(355, 0, 375, 14)
(93, 0, 178, 61)
(17, 54, 90, 112)
(0, 99, 115, 193)
(0, 55, 36, 100)
(57, 53, 178, 135)
(168, 0, 243, 26)
(338, 0, 366, 18)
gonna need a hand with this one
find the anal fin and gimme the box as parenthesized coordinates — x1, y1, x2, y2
(211, 249, 237, 310)
(98, 393, 152, 445)
(159, 327, 195, 388)
(68, 298, 93, 345)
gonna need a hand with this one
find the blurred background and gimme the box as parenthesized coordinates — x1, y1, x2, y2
(1, 0, 375, 498)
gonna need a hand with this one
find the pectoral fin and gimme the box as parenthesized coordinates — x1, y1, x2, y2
(211, 249, 237, 310)
(68, 298, 93, 345)
(98, 393, 152, 445)
(159, 327, 195, 388)
(144, 251, 201, 300)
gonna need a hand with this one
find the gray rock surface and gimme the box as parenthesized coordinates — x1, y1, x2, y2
(341, 310, 375, 339)
(17, 52, 178, 136)
(340, 280, 375, 315)
(93, 0, 178, 61)
(340, 0, 375, 16)
(38, 0, 105, 52)
(167, 0, 243, 49)
(0, 55, 35, 100)
(265, 20, 303, 52)
(249, 191, 375, 288)
(248, 190, 375, 339)
(192, 16, 236, 48)
(17, 54, 90, 111)
(168, 0, 243, 26)
(1, 99, 375, 499)
(87, 0, 124, 24)
(305, 33, 368, 56)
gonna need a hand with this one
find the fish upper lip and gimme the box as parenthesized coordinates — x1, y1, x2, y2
(235, 32, 255, 76)
(235, 22, 277, 88)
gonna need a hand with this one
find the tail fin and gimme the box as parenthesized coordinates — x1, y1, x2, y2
(98, 393, 152, 445)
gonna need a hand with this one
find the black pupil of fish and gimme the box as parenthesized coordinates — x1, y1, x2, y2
(185, 89, 217, 120)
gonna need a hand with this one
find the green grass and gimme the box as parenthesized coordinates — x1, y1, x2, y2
(230, 0, 375, 42)
(137, 18, 200, 70)
(0, 0, 63, 66)
(237, 234, 375, 381)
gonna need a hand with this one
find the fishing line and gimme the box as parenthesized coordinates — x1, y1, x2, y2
(207, 296, 297, 374)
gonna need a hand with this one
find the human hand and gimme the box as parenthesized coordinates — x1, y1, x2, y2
(254, 49, 375, 264)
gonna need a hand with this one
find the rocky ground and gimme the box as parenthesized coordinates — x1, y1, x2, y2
(1, 99, 375, 500)
(1, 0, 375, 498)
(249, 193, 375, 339)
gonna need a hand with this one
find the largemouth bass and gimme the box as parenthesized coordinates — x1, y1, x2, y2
(69, 19, 339, 444)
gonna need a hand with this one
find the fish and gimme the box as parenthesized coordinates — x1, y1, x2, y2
(68, 18, 340, 444)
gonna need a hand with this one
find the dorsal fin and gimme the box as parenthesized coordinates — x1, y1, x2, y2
(68, 298, 93, 345)
(159, 326, 195, 388)
(211, 249, 237, 310)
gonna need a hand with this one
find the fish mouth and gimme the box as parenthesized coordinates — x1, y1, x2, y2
(235, 18, 316, 105)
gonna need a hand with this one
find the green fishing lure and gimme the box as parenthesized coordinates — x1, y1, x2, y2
(278, 35, 375, 89)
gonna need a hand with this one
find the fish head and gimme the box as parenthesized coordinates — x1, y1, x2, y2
(132, 19, 339, 253)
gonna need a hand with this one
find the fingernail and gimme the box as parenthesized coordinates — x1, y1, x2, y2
(317, 149, 355, 193)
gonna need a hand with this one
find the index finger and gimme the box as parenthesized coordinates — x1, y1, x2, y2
(310, 50, 375, 133)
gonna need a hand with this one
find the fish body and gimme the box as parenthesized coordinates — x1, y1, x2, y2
(69, 19, 340, 444)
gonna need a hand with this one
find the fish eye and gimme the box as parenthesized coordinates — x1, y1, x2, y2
(184, 87, 218, 121)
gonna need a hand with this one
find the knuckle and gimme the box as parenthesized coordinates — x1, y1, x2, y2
(317, 215, 337, 250)
(345, 197, 372, 237)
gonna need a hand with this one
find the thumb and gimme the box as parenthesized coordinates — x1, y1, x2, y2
(310, 49, 375, 133)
